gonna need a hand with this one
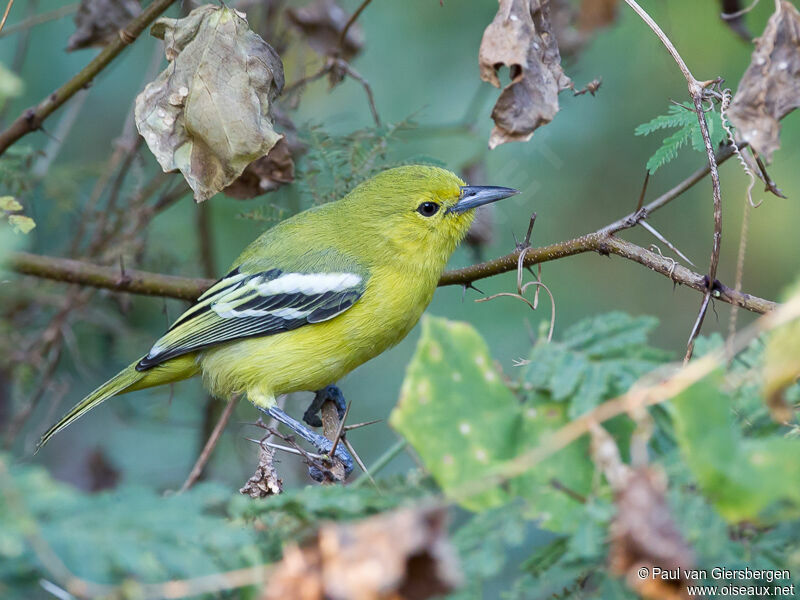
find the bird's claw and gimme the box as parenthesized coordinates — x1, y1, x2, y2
(303, 385, 347, 427)
(308, 437, 354, 482)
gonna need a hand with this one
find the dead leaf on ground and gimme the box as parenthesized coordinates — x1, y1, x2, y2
(286, 0, 364, 61)
(135, 5, 285, 202)
(263, 506, 461, 600)
(479, 0, 573, 149)
(728, 1, 800, 162)
(67, 0, 141, 51)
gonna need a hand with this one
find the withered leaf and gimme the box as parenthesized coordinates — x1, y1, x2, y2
(728, 1, 800, 162)
(67, 0, 141, 51)
(240, 445, 283, 498)
(577, 0, 619, 33)
(135, 5, 285, 202)
(609, 468, 695, 600)
(286, 0, 364, 61)
(224, 138, 295, 200)
(263, 507, 461, 600)
(479, 0, 573, 149)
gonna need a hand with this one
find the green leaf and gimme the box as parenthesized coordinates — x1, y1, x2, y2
(636, 104, 728, 173)
(390, 316, 522, 511)
(390, 316, 594, 531)
(671, 375, 800, 524)
(524, 312, 669, 418)
(8, 215, 35, 234)
(0, 63, 23, 102)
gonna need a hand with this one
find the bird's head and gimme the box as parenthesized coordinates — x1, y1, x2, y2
(343, 165, 518, 261)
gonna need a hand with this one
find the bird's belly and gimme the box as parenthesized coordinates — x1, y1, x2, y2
(197, 273, 433, 403)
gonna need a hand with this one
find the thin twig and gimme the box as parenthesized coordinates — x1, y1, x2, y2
(0, 2, 77, 38)
(337, 0, 373, 50)
(179, 396, 239, 493)
(0, 0, 177, 156)
(622, 0, 724, 361)
(639, 221, 695, 266)
(336, 59, 381, 127)
(0, 0, 15, 34)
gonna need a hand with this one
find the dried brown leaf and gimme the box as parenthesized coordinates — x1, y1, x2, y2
(286, 0, 364, 60)
(67, 0, 141, 51)
(135, 5, 285, 202)
(728, 1, 800, 162)
(263, 506, 461, 600)
(223, 138, 295, 200)
(609, 467, 695, 600)
(479, 0, 573, 149)
(240, 445, 283, 498)
(577, 0, 619, 32)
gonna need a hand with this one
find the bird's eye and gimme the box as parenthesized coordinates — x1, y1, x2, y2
(416, 202, 440, 217)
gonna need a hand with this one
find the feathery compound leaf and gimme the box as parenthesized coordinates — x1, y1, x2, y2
(525, 312, 669, 418)
(636, 104, 726, 173)
(135, 5, 284, 202)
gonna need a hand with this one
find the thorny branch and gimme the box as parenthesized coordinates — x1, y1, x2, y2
(622, 0, 724, 361)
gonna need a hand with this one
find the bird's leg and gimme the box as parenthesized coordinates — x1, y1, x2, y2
(260, 404, 353, 480)
(303, 385, 347, 427)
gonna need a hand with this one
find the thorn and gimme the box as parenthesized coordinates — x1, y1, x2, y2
(463, 282, 484, 295)
(640, 221, 696, 267)
(329, 401, 351, 457)
(636, 170, 650, 212)
(343, 437, 379, 490)
(343, 418, 382, 431)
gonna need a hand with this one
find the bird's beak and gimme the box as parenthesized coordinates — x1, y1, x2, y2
(447, 185, 520, 214)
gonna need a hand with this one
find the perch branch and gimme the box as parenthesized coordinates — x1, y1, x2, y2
(6, 233, 776, 314)
(0, 0, 177, 157)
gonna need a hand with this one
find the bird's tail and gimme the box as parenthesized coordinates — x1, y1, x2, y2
(37, 355, 199, 451)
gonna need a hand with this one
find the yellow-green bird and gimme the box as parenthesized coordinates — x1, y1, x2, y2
(38, 165, 518, 476)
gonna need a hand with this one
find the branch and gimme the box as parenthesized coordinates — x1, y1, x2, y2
(0, 0, 177, 157)
(621, 0, 724, 360)
(6, 233, 777, 315)
(7, 251, 212, 301)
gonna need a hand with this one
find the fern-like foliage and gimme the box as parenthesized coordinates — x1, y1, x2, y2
(635, 104, 727, 173)
(296, 118, 424, 206)
(524, 312, 671, 417)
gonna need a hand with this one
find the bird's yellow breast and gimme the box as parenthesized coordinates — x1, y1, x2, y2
(197, 261, 439, 406)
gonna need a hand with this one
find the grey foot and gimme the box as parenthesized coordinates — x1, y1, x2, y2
(303, 385, 347, 428)
(261, 405, 353, 481)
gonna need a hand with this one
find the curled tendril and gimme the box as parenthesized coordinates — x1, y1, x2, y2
(475, 246, 556, 343)
(720, 88, 762, 208)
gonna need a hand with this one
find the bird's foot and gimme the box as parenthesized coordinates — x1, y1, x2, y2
(262, 405, 353, 481)
(303, 385, 347, 427)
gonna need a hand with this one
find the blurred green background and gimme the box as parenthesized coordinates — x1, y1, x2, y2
(1, 0, 798, 493)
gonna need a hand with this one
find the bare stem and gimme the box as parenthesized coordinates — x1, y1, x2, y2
(179, 396, 239, 493)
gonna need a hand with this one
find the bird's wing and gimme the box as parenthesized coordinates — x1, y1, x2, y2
(136, 266, 367, 370)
